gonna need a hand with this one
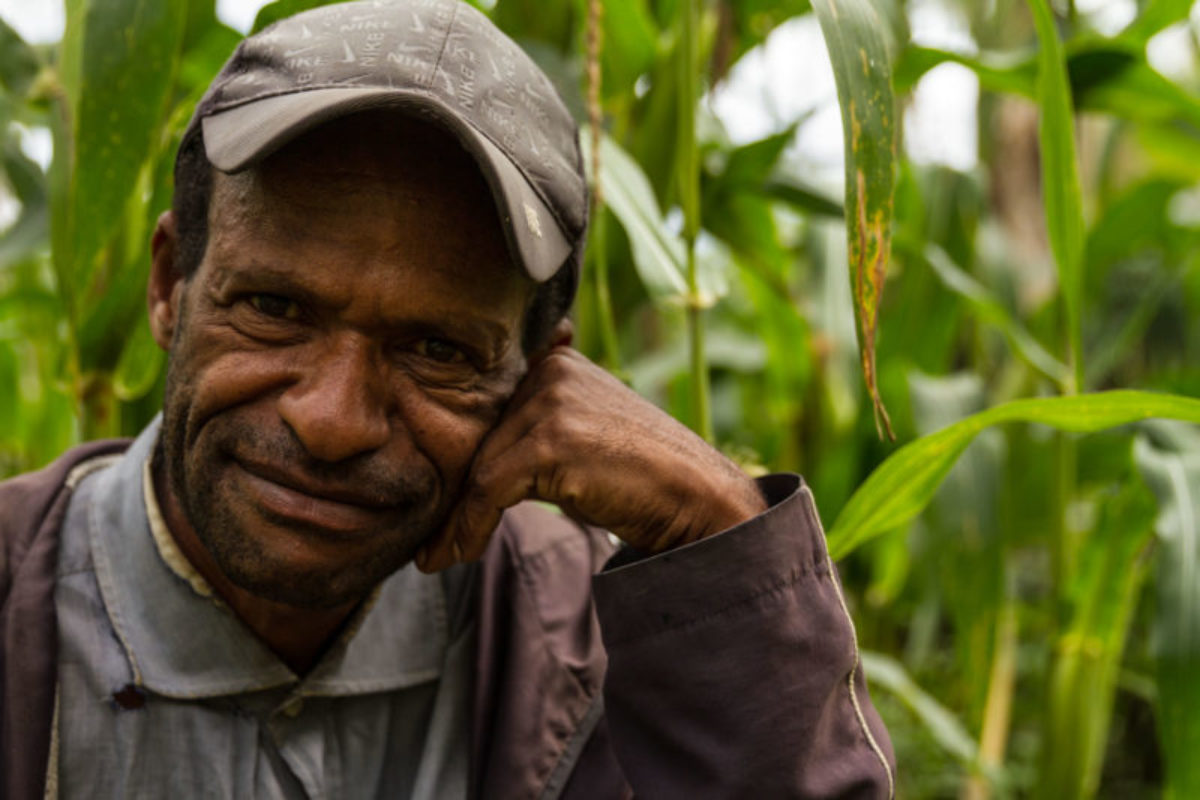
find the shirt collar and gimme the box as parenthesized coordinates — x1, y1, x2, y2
(86, 417, 449, 699)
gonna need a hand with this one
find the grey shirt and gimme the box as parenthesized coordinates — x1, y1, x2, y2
(52, 420, 475, 799)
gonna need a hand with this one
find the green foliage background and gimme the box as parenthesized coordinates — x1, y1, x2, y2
(3, 0, 1200, 795)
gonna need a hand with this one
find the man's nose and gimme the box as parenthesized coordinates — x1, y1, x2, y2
(277, 336, 392, 463)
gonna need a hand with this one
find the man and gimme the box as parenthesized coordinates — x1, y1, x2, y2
(0, 1, 894, 797)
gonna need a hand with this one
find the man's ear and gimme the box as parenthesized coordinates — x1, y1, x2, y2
(148, 211, 187, 350)
(528, 317, 574, 363)
(547, 317, 573, 349)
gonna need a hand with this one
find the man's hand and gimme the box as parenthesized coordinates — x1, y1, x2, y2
(415, 347, 767, 573)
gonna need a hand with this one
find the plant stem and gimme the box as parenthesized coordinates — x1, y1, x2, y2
(584, 0, 619, 372)
(591, 208, 621, 370)
(963, 597, 1017, 800)
(688, 262, 713, 442)
(677, 0, 713, 441)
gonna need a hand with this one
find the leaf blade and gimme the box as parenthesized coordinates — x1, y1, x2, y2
(811, 0, 899, 438)
(584, 130, 690, 303)
(1028, 0, 1085, 389)
(827, 391, 1200, 559)
(1135, 433, 1200, 797)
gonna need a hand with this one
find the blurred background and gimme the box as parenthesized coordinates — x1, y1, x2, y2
(2, 0, 1199, 796)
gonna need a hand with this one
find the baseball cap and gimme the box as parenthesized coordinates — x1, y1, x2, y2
(182, 0, 587, 283)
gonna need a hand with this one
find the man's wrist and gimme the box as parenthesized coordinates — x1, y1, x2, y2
(702, 475, 769, 538)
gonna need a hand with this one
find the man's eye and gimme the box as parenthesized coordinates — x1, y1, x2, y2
(415, 338, 466, 364)
(248, 294, 300, 320)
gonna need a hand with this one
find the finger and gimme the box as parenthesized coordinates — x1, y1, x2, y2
(416, 414, 550, 573)
(414, 363, 557, 574)
(452, 436, 549, 562)
(416, 453, 539, 572)
(417, 349, 595, 573)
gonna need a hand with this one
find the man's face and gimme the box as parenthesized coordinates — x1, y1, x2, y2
(153, 114, 534, 610)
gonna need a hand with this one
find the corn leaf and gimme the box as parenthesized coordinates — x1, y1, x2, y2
(0, 16, 40, 97)
(1124, 0, 1194, 42)
(1028, 0, 1085, 387)
(253, 0, 342, 34)
(827, 391, 1200, 559)
(113, 318, 164, 402)
(1135, 433, 1200, 799)
(860, 650, 985, 771)
(811, 0, 898, 438)
(584, 131, 690, 303)
(52, 0, 186, 315)
(0, 139, 48, 268)
(910, 241, 1070, 387)
(1036, 477, 1157, 799)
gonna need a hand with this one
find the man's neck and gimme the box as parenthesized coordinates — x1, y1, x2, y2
(151, 462, 358, 675)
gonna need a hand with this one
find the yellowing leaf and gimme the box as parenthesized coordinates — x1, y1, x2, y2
(811, 0, 898, 439)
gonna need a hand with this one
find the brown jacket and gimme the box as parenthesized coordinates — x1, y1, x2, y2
(1, 442, 894, 799)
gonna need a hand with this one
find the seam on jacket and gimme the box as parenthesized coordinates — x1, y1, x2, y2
(802, 486, 895, 800)
(602, 559, 827, 647)
(49, 452, 117, 800)
(87, 478, 145, 688)
(43, 684, 59, 800)
(538, 694, 605, 800)
(504, 515, 608, 794)
(64, 454, 121, 490)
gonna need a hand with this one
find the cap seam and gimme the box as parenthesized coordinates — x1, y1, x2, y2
(425, 0, 460, 91)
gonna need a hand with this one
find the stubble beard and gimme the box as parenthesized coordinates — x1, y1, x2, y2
(156, 355, 445, 611)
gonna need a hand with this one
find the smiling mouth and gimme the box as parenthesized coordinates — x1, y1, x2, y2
(233, 460, 394, 536)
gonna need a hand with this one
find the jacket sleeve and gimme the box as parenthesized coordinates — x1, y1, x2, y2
(591, 474, 895, 799)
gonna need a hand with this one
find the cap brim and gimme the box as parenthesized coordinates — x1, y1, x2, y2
(201, 88, 571, 281)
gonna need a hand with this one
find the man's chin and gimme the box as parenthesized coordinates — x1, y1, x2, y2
(219, 549, 418, 611)
(201, 505, 433, 610)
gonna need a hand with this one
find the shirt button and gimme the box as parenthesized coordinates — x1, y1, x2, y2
(280, 696, 304, 718)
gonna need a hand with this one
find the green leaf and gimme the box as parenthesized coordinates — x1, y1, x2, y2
(811, 0, 898, 438)
(0, 138, 49, 267)
(905, 240, 1070, 386)
(1085, 178, 1186, 274)
(1123, 0, 1194, 42)
(0, 16, 41, 97)
(492, 0, 576, 52)
(892, 45, 1034, 97)
(182, 0, 219, 51)
(113, 318, 164, 401)
(589, 0, 657, 100)
(702, 128, 799, 276)
(0, 341, 19, 449)
(715, 0, 812, 79)
(253, 0, 343, 33)
(827, 390, 1200, 559)
(1028, 0, 1085, 390)
(1135, 431, 1200, 798)
(583, 131, 690, 303)
(1036, 477, 1157, 799)
(762, 178, 844, 218)
(1071, 45, 1200, 130)
(720, 126, 797, 187)
(860, 650, 983, 769)
(894, 41, 1200, 138)
(53, 0, 187, 314)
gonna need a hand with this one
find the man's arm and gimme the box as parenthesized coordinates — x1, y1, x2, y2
(418, 346, 895, 795)
(593, 474, 896, 798)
